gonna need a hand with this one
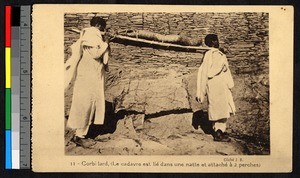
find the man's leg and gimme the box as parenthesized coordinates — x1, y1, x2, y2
(213, 118, 227, 133)
(212, 118, 230, 142)
(73, 126, 96, 148)
(75, 126, 89, 138)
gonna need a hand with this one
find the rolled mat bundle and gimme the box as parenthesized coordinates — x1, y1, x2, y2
(126, 30, 202, 46)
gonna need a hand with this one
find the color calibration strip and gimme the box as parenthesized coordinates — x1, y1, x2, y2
(5, 5, 31, 169)
(5, 5, 12, 169)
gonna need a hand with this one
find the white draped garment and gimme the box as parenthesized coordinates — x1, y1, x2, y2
(66, 27, 109, 130)
(197, 48, 236, 121)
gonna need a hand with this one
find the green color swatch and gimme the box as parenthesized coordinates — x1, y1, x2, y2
(5, 89, 11, 130)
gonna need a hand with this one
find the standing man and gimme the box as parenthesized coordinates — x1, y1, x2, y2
(65, 16, 109, 148)
(196, 34, 236, 142)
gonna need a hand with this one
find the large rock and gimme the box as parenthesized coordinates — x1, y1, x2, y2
(182, 71, 208, 112)
(106, 70, 190, 115)
(143, 113, 195, 139)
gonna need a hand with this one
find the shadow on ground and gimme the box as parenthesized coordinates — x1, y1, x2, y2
(86, 107, 214, 139)
(86, 101, 143, 138)
(192, 110, 213, 134)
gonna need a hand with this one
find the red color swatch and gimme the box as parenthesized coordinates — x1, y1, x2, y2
(5, 6, 11, 47)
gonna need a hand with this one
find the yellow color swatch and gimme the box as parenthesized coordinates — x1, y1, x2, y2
(5, 47, 11, 88)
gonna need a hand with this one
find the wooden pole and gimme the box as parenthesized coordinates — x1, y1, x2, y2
(68, 28, 210, 53)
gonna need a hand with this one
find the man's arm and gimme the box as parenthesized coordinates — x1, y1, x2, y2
(103, 49, 109, 65)
(91, 42, 109, 59)
(196, 51, 211, 103)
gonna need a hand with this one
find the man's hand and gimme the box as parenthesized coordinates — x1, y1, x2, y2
(103, 33, 111, 43)
(223, 65, 228, 72)
(195, 96, 201, 103)
(104, 29, 117, 42)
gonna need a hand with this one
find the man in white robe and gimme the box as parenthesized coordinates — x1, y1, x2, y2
(196, 34, 236, 142)
(65, 17, 109, 148)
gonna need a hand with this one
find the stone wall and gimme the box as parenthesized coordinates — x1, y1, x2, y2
(64, 12, 268, 74)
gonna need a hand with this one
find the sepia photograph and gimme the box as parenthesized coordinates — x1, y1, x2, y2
(64, 12, 269, 156)
(32, 5, 292, 172)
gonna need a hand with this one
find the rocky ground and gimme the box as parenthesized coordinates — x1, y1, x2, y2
(64, 49, 269, 155)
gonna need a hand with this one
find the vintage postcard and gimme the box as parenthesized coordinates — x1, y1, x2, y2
(32, 4, 293, 172)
